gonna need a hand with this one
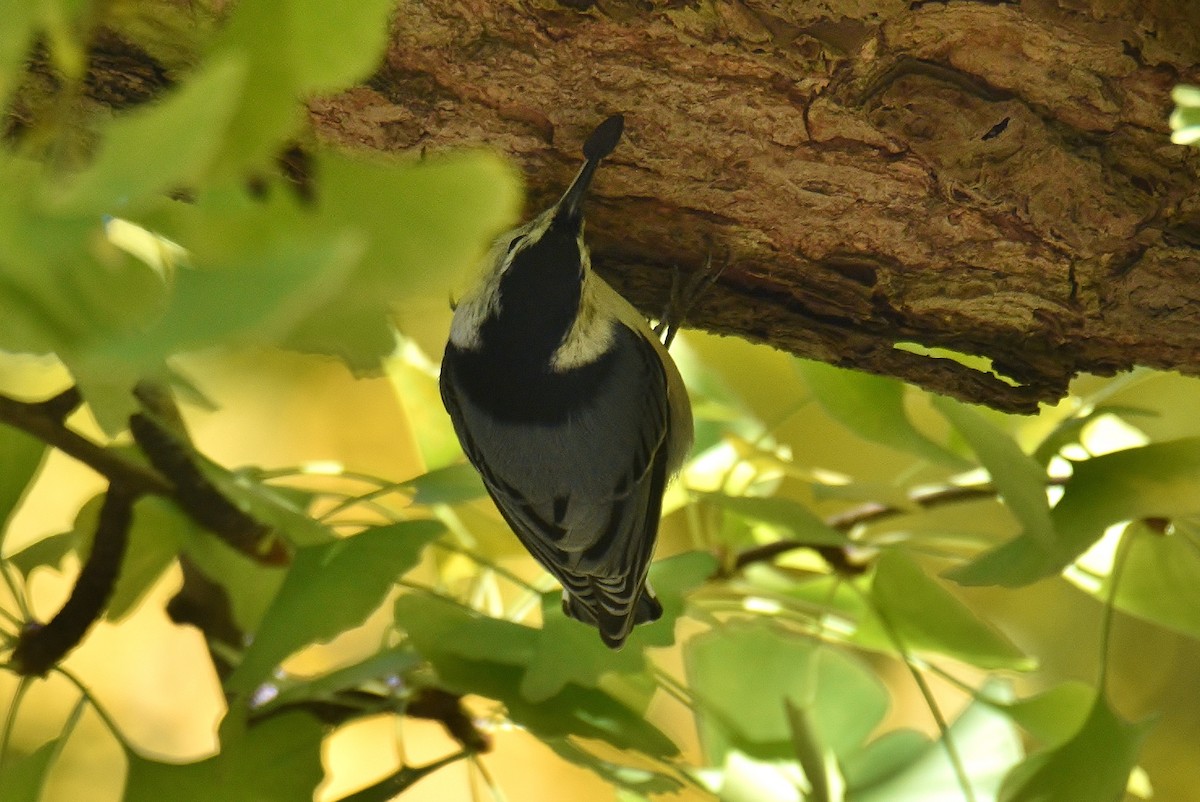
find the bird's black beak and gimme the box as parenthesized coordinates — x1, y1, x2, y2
(555, 160, 601, 227)
(553, 114, 624, 228)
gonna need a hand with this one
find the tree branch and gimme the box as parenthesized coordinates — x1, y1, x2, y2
(734, 481, 1044, 571)
(11, 483, 137, 675)
(0, 393, 172, 496)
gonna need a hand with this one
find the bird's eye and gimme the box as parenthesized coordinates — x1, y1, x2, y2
(506, 237, 522, 254)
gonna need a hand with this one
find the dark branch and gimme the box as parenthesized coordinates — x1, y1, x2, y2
(129, 413, 290, 565)
(11, 483, 137, 675)
(333, 751, 471, 802)
(0, 392, 172, 496)
(734, 481, 1039, 571)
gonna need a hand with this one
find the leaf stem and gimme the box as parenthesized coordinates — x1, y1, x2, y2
(0, 676, 30, 776)
(853, 583, 978, 802)
(1098, 525, 1136, 692)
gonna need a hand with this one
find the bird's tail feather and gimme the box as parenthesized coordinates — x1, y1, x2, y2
(562, 584, 662, 649)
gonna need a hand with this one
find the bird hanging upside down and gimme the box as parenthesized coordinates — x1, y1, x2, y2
(440, 114, 698, 649)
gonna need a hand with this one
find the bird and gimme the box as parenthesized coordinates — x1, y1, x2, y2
(439, 114, 694, 649)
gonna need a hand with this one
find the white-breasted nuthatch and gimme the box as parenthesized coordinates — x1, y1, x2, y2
(439, 115, 693, 649)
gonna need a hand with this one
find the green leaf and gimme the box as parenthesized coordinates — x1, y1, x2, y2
(205, 0, 392, 172)
(102, 226, 364, 369)
(0, 0, 37, 107)
(706, 751, 807, 802)
(284, 151, 521, 370)
(868, 550, 1032, 670)
(180, 530, 288, 636)
(1073, 521, 1200, 641)
(0, 164, 162, 359)
(521, 552, 714, 701)
(226, 520, 442, 692)
(393, 594, 678, 757)
(993, 681, 1094, 748)
(700, 493, 849, 547)
(123, 710, 325, 802)
(283, 0, 394, 91)
(685, 620, 888, 762)
(932, 396, 1054, 548)
(951, 438, 1200, 587)
(795, 360, 969, 469)
(202, 463, 334, 549)
(852, 695, 1023, 801)
(0, 422, 47, 552)
(998, 694, 1151, 802)
(1032, 406, 1154, 465)
(841, 729, 929, 792)
(254, 644, 422, 716)
(400, 463, 486, 506)
(57, 56, 246, 212)
(8, 531, 78, 578)
(385, 338, 464, 469)
(0, 736, 59, 802)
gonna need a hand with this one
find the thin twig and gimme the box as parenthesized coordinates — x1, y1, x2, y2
(734, 478, 1067, 570)
(333, 750, 471, 802)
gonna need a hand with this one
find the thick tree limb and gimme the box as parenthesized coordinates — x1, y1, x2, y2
(310, 0, 1200, 412)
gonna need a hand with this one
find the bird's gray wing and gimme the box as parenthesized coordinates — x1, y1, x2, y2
(440, 323, 672, 648)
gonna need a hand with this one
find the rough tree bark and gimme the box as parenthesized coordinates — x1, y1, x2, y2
(20, 1, 1200, 413)
(308, 0, 1200, 413)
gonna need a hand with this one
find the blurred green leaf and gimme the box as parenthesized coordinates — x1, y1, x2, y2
(206, 0, 391, 171)
(852, 694, 1023, 801)
(1076, 521, 1200, 641)
(992, 681, 1094, 748)
(869, 550, 1031, 670)
(57, 56, 246, 213)
(998, 694, 1150, 802)
(707, 751, 806, 802)
(701, 493, 849, 547)
(283, 0, 394, 91)
(0, 0, 37, 106)
(796, 360, 969, 469)
(386, 339, 463, 469)
(8, 531, 77, 578)
(226, 520, 443, 692)
(123, 710, 325, 802)
(286, 150, 521, 370)
(0, 422, 47, 552)
(0, 736, 58, 802)
(547, 742, 682, 795)
(401, 463, 486, 506)
(841, 729, 929, 792)
(951, 438, 1200, 587)
(686, 621, 887, 763)
(103, 227, 364, 369)
(0, 158, 166, 357)
(933, 396, 1054, 549)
